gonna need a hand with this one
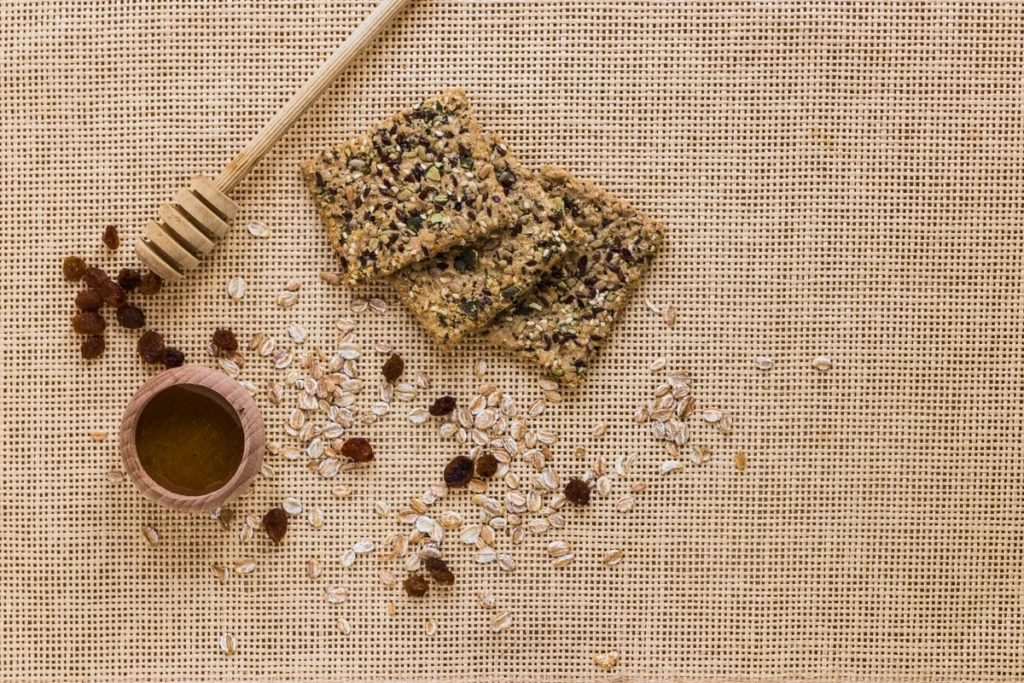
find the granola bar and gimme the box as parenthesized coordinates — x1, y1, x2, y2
(389, 135, 582, 352)
(301, 90, 514, 284)
(484, 166, 666, 386)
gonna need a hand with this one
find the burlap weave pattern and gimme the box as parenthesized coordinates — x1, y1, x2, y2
(2, 1, 1022, 680)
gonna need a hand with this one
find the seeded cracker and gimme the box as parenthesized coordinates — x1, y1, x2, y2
(301, 90, 514, 284)
(485, 166, 666, 386)
(389, 134, 582, 352)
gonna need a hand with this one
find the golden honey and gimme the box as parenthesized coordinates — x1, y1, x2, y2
(135, 384, 244, 496)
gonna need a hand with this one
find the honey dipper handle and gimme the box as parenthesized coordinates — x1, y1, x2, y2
(213, 0, 413, 194)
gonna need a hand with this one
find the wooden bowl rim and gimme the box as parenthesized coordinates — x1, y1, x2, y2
(119, 365, 264, 513)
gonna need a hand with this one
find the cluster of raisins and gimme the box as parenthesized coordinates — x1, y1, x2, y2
(403, 556, 456, 597)
(64, 225, 183, 366)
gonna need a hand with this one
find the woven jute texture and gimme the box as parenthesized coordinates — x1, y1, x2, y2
(2, 1, 1022, 680)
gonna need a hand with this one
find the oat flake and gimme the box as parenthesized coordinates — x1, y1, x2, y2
(247, 219, 270, 238)
(218, 633, 237, 656)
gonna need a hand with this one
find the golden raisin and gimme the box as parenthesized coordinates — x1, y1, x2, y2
(429, 395, 456, 416)
(162, 347, 185, 368)
(341, 437, 374, 462)
(382, 353, 404, 382)
(137, 272, 162, 295)
(403, 574, 429, 597)
(211, 328, 238, 352)
(62, 256, 88, 281)
(82, 266, 110, 289)
(423, 557, 455, 586)
(137, 330, 165, 363)
(443, 456, 474, 488)
(101, 224, 120, 250)
(117, 268, 141, 292)
(564, 478, 590, 506)
(71, 311, 106, 335)
(475, 452, 498, 478)
(74, 289, 103, 311)
(262, 507, 289, 544)
(80, 335, 105, 359)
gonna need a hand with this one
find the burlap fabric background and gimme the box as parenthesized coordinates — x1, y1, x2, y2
(2, 1, 1022, 680)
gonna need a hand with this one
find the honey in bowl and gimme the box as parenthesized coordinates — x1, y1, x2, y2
(134, 384, 245, 497)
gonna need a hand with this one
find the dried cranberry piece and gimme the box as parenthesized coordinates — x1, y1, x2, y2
(341, 437, 374, 463)
(429, 395, 456, 416)
(443, 456, 474, 488)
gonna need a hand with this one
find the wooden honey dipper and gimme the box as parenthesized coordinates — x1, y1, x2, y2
(135, 0, 412, 282)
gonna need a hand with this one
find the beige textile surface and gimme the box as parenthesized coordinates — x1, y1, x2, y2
(2, 1, 1022, 680)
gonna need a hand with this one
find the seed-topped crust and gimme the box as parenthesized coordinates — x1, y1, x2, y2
(389, 134, 582, 352)
(301, 90, 514, 284)
(484, 166, 666, 386)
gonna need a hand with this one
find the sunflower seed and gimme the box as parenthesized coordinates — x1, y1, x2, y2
(227, 276, 246, 300)
(812, 356, 833, 372)
(490, 611, 512, 632)
(247, 219, 270, 238)
(218, 633, 236, 656)
(141, 525, 160, 547)
(233, 559, 256, 575)
(755, 355, 774, 371)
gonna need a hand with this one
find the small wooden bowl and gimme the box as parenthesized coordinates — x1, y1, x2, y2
(120, 365, 264, 513)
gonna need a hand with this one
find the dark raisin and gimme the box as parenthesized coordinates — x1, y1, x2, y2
(564, 478, 591, 506)
(162, 347, 185, 368)
(115, 304, 145, 329)
(262, 507, 289, 544)
(137, 330, 165, 363)
(82, 266, 110, 289)
(429, 395, 456, 416)
(101, 224, 120, 250)
(423, 557, 455, 586)
(137, 271, 162, 295)
(211, 328, 238, 352)
(475, 452, 498, 478)
(341, 437, 374, 462)
(80, 335, 105, 359)
(98, 279, 127, 307)
(443, 456, 474, 488)
(71, 311, 106, 335)
(403, 574, 429, 597)
(62, 256, 88, 281)
(382, 353, 404, 382)
(74, 289, 103, 311)
(117, 268, 141, 292)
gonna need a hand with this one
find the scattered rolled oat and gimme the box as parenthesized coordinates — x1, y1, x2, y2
(218, 633, 237, 657)
(755, 356, 774, 371)
(247, 219, 270, 238)
(141, 525, 160, 547)
(593, 651, 620, 671)
(812, 355, 833, 372)
(734, 452, 747, 471)
(227, 277, 246, 301)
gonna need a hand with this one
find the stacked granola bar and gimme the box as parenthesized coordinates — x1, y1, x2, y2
(303, 90, 665, 385)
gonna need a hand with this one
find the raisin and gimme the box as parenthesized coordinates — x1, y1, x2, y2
(403, 574, 429, 597)
(564, 478, 591, 506)
(138, 271, 162, 295)
(262, 507, 289, 544)
(71, 311, 106, 335)
(82, 266, 110, 289)
(443, 455, 474, 488)
(429, 395, 456, 416)
(74, 289, 103, 311)
(475, 452, 498, 478)
(95, 282, 124, 309)
(117, 268, 141, 292)
(381, 353, 404, 382)
(341, 437, 374, 462)
(211, 328, 238, 352)
(114, 304, 145, 329)
(137, 330, 165, 363)
(101, 224, 120, 250)
(62, 256, 88, 281)
(162, 347, 185, 368)
(423, 557, 455, 586)
(80, 335, 105, 359)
